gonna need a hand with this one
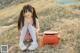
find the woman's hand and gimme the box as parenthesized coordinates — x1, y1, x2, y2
(36, 28, 40, 33)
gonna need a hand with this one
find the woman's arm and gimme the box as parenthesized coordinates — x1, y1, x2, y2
(36, 19, 40, 33)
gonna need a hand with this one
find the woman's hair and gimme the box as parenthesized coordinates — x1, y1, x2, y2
(18, 4, 38, 30)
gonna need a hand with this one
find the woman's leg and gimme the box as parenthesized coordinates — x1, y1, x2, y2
(27, 24, 38, 50)
(28, 24, 37, 43)
(19, 25, 28, 50)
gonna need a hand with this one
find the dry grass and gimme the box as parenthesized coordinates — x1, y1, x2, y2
(0, 0, 80, 53)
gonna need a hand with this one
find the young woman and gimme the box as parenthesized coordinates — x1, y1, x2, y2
(18, 4, 40, 51)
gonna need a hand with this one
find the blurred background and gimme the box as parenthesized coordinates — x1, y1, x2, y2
(0, 0, 80, 53)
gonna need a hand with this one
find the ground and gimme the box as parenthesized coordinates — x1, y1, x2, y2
(0, 0, 80, 53)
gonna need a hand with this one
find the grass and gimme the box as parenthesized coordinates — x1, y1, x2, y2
(0, 0, 80, 53)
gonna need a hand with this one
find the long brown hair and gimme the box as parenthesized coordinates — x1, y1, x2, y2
(18, 4, 38, 30)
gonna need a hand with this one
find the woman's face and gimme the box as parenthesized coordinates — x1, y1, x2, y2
(23, 11, 32, 18)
